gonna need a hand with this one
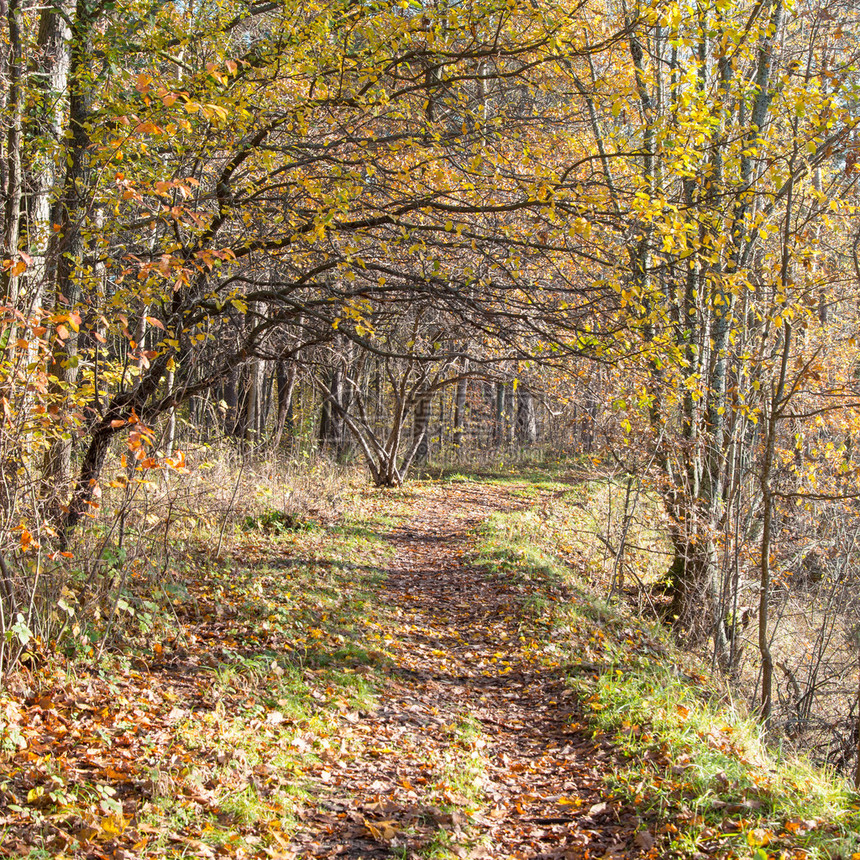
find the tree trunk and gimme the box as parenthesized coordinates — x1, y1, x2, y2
(453, 361, 468, 449)
(412, 393, 432, 464)
(165, 367, 176, 454)
(60, 352, 171, 546)
(271, 360, 297, 452)
(44, 0, 93, 489)
(221, 368, 240, 437)
(244, 356, 262, 445)
(516, 385, 537, 445)
(855, 641, 860, 790)
(26, 1, 73, 309)
(319, 364, 343, 453)
(2, 0, 23, 307)
(494, 382, 506, 447)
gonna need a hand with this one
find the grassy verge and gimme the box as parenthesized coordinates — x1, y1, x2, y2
(472, 482, 860, 860)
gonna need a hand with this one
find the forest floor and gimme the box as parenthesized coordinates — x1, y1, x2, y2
(0, 472, 856, 859)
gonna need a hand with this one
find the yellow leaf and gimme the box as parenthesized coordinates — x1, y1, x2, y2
(747, 827, 773, 848)
(204, 103, 228, 122)
(101, 815, 127, 837)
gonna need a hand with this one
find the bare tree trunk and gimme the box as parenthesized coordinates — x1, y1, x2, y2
(319, 339, 354, 460)
(2, 0, 23, 307)
(412, 392, 432, 464)
(27, 1, 73, 309)
(505, 382, 515, 447)
(319, 364, 343, 453)
(260, 362, 273, 434)
(245, 357, 262, 445)
(516, 385, 537, 445)
(271, 359, 297, 452)
(60, 352, 171, 546)
(494, 382, 506, 447)
(453, 361, 468, 449)
(165, 367, 177, 454)
(855, 640, 860, 790)
(0, 0, 7, 240)
(44, 0, 93, 489)
(221, 368, 240, 437)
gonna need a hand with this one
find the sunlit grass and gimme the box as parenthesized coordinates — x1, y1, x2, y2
(472, 476, 860, 860)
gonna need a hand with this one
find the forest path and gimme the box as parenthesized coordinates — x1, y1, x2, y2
(289, 482, 651, 860)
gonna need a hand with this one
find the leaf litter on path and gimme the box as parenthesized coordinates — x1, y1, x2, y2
(288, 483, 654, 860)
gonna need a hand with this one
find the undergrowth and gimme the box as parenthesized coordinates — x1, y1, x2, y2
(5, 460, 860, 858)
(0, 454, 400, 858)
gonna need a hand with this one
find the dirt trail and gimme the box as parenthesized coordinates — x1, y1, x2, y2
(290, 484, 650, 859)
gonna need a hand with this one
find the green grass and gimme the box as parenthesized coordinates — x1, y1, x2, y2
(241, 509, 320, 534)
(470, 476, 860, 860)
(579, 659, 860, 858)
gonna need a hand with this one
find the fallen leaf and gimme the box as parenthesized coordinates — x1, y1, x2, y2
(634, 830, 655, 851)
(363, 818, 398, 840)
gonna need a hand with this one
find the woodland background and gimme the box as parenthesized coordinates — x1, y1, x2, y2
(3, 0, 860, 789)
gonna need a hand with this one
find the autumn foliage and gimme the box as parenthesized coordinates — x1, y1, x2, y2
(2, 0, 860, 814)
